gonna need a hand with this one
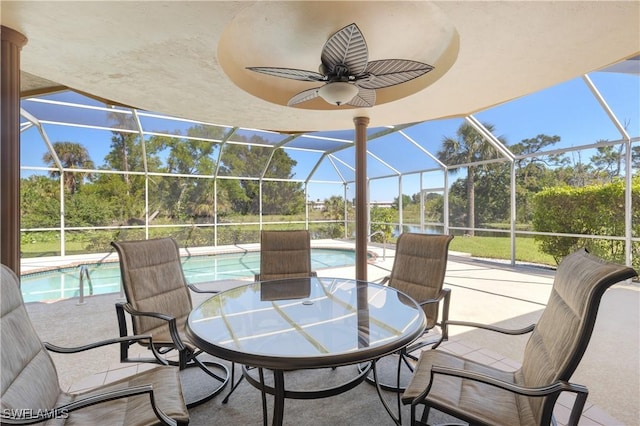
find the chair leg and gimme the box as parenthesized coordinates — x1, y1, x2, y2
(419, 405, 430, 425)
(172, 350, 230, 408)
(360, 348, 416, 392)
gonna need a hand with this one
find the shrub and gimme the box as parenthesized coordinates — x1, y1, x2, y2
(533, 177, 639, 270)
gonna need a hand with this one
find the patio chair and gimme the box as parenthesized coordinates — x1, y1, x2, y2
(111, 237, 230, 408)
(225, 229, 319, 406)
(0, 264, 189, 426)
(256, 230, 317, 281)
(364, 233, 454, 393)
(402, 248, 638, 426)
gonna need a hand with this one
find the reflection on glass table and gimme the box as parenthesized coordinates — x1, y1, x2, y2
(187, 276, 426, 426)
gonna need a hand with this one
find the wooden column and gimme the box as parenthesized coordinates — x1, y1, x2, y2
(354, 116, 369, 281)
(1, 26, 27, 275)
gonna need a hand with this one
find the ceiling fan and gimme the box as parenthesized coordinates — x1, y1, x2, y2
(246, 23, 434, 108)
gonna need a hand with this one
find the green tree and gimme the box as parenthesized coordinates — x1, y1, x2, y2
(438, 122, 501, 235)
(392, 194, 413, 209)
(321, 195, 351, 238)
(473, 162, 511, 225)
(510, 134, 567, 223)
(21, 175, 60, 228)
(152, 132, 218, 220)
(591, 142, 623, 182)
(370, 206, 395, 243)
(218, 141, 304, 215)
(42, 141, 94, 194)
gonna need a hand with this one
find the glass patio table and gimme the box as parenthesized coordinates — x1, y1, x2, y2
(186, 276, 426, 425)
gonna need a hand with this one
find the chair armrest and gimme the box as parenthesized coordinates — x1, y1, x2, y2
(117, 303, 185, 351)
(44, 335, 169, 366)
(444, 320, 535, 335)
(0, 385, 177, 426)
(376, 276, 390, 285)
(430, 366, 588, 398)
(416, 366, 588, 426)
(187, 283, 219, 294)
(120, 302, 175, 322)
(416, 288, 449, 307)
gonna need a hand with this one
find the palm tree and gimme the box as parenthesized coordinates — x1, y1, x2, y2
(42, 141, 94, 194)
(437, 122, 500, 236)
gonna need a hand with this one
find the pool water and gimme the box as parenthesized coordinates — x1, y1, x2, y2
(20, 248, 357, 303)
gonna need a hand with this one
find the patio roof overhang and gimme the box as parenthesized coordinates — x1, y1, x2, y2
(3, 1, 639, 133)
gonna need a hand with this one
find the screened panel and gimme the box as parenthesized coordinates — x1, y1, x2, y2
(64, 170, 124, 227)
(286, 134, 352, 151)
(367, 132, 442, 174)
(474, 162, 511, 230)
(22, 98, 137, 131)
(369, 177, 399, 243)
(263, 147, 318, 180)
(144, 134, 220, 176)
(218, 144, 274, 178)
(216, 224, 260, 245)
(307, 182, 346, 206)
(66, 229, 126, 255)
(398, 173, 422, 226)
(327, 151, 355, 183)
(421, 170, 447, 228)
(476, 77, 623, 150)
(585, 72, 640, 139)
(88, 171, 146, 225)
(32, 91, 107, 107)
(261, 181, 306, 220)
(22, 124, 127, 170)
(401, 118, 468, 165)
(20, 170, 60, 228)
(148, 175, 215, 224)
(367, 151, 400, 179)
(21, 231, 61, 257)
(20, 125, 51, 168)
(309, 156, 349, 183)
(228, 128, 291, 147)
(138, 113, 230, 141)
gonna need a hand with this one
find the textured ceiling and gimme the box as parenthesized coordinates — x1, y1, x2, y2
(3, 1, 639, 132)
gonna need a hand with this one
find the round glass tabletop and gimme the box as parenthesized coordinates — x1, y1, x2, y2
(187, 277, 426, 370)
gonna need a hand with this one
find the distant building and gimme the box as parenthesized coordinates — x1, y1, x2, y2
(369, 201, 394, 208)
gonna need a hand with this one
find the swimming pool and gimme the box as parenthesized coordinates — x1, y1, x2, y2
(20, 248, 358, 303)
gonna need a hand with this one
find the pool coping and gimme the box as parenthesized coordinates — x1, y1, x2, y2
(19, 239, 379, 275)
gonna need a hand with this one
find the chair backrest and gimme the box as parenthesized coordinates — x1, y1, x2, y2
(258, 230, 313, 281)
(518, 248, 637, 424)
(388, 233, 453, 328)
(1, 264, 61, 412)
(111, 237, 193, 335)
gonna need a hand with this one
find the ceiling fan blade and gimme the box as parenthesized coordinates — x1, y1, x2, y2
(321, 23, 368, 77)
(287, 87, 321, 106)
(347, 87, 375, 108)
(356, 59, 434, 89)
(247, 67, 325, 82)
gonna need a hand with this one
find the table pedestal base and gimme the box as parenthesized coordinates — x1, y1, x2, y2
(242, 363, 372, 425)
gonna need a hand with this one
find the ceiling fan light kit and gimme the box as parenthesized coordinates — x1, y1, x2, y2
(318, 81, 360, 106)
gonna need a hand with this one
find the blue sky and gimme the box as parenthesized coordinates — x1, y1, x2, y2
(20, 70, 639, 202)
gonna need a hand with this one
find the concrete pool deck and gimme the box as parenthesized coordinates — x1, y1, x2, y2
(18, 239, 640, 425)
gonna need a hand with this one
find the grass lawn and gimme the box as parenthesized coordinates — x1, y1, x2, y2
(449, 236, 556, 266)
(21, 230, 556, 267)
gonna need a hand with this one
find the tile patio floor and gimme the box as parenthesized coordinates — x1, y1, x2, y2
(20, 240, 639, 425)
